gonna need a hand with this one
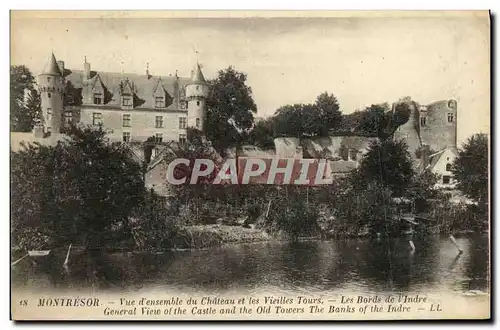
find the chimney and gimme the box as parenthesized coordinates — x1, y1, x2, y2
(174, 70, 180, 108)
(146, 62, 150, 79)
(57, 61, 65, 76)
(84, 56, 91, 80)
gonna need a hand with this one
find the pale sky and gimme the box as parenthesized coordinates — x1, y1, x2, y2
(11, 11, 490, 145)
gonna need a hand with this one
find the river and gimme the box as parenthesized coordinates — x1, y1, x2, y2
(12, 234, 489, 297)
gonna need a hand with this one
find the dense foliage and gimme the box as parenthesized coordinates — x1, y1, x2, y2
(452, 133, 489, 205)
(205, 66, 258, 156)
(351, 139, 415, 197)
(11, 125, 146, 251)
(10, 65, 41, 132)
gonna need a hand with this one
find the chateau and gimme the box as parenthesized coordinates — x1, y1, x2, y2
(34, 53, 209, 143)
(11, 53, 459, 195)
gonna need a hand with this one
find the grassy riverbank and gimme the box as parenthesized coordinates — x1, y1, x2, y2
(171, 224, 271, 249)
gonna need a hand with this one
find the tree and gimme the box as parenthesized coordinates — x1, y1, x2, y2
(246, 119, 275, 150)
(205, 66, 258, 155)
(271, 92, 343, 139)
(352, 139, 415, 197)
(10, 65, 41, 132)
(452, 133, 489, 205)
(11, 124, 145, 251)
(405, 170, 440, 213)
(355, 103, 392, 138)
(315, 92, 343, 134)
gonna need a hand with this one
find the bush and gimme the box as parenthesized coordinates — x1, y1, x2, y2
(12, 226, 56, 252)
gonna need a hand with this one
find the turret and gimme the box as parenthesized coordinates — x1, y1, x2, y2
(185, 63, 209, 131)
(37, 53, 64, 135)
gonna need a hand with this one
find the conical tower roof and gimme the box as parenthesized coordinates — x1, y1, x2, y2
(190, 63, 206, 84)
(41, 53, 61, 76)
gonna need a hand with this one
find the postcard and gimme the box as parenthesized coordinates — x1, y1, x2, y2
(10, 10, 490, 321)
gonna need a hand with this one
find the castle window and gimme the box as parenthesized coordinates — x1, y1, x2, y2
(180, 101, 187, 109)
(179, 133, 187, 144)
(93, 93, 103, 105)
(349, 149, 357, 161)
(64, 111, 72, 124)
(446, 163, 452, 171)
(179, 117, 187, 129)
(122, 94, 133, 107)
(155, 97, 165, 108)
(48, 93, 52, 99)
(46, 108, 52, 123)
(196, 118, 200, 128)
(197, 100, 200, 106)
(196, 86, 200, 91)
(92, 112, 103, 125)
(47, 77, 51, 82)
(155, 133, 163, 143)
(122, 114, 131, 127)
(123, 132, 131, 142)
(447, 113, 454, 123)
(155, 116, 163, 128)
(420, 116, 427, 126)
(442, 175, 451, 184)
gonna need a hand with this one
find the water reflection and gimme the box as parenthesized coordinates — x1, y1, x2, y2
(12, 235, 489, 296)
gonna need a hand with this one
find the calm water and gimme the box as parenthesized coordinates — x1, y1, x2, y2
(12, 234, 489, 296)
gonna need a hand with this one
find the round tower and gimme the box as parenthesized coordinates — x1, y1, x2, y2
(419, 99, 458, 152)
(185, 63, 209, 132)
(37, 53, 64, 135)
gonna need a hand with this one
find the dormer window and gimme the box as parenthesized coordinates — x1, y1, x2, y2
(155, 96, 165, 108)
(93, 92, 103, 105)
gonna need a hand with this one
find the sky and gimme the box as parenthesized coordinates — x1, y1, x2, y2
(10, 11, 490, 145)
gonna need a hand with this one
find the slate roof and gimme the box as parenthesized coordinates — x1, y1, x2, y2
(191, 63, 207, 84)
(41, 53, 62, 76)
(64, 69, 192, 111)
(428, 148, 458, 170)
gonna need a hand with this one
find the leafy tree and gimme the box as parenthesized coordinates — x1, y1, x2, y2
(205, 66, 258, 155)
(352, 139, 415, 197)
(10, 65, 41, 132)
(273, 104, 308, 138)
(452, 133, 489, 205)
(405, 170, 440, 213)
(267, 188, 319, 241)
(246, 119, 275, 150)
(11, 124, 145, 251)
(315, 92, 343, 134)
(271, 92, 342, 139)
(392, 101, 411, 128)
(355, 181, 396, 236)
(355, 103, 392, 138)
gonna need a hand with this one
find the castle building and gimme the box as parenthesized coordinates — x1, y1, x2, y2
(35, 53, 209, 143)
(392, 97, 459, 187)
